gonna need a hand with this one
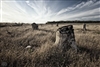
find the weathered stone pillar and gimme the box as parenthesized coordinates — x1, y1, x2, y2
(54, 25, 77, 52)
(83, 23, 86, 31)
(56, 23, 59, 27)
(31, 23, 38, 30)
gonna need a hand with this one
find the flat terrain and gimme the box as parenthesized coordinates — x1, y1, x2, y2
(0, 23, 100, 67)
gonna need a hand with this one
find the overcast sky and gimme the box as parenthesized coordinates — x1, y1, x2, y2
(0, 0, 100, 23)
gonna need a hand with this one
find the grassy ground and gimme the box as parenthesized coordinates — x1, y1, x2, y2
(0, 23, 100, 67)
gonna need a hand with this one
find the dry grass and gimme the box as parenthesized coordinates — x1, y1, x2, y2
(0, 23, 100, 67)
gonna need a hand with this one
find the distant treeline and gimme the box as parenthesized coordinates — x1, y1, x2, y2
(46, 21, 100, 24)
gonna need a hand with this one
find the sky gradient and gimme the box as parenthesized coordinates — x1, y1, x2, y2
(0, 0, 100, 23)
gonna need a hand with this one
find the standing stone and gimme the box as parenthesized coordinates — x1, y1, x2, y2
(31, 23, 38, 30)
(83, 23, 86, 31)
(54, 25, 78, 52)
(56, 23, 59, 27)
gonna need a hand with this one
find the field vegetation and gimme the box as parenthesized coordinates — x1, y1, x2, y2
(0, 23, 100, 67)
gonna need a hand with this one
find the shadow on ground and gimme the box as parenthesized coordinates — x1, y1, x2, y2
(78, 46, 100, 61)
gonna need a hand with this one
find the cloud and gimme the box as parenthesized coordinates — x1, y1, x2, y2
(56, 0, 100, 21)
(0, 0, 2, 22)
(57, 0, 99, 15)
(25, 0, 56, 22)
(1, 0, 65, 23)
(2, 1, 35, 22)
(81, 15, 100, 21)
(56, 2, 85, 15)
(79, 0, 94, 8)
(67, 8, 100, 18)
(1, 0, 100, 23)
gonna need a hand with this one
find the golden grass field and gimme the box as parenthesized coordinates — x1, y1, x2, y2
(0, 23, 100, 67)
